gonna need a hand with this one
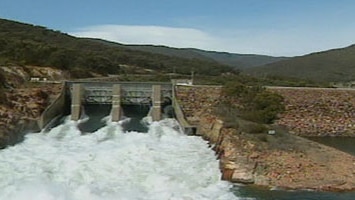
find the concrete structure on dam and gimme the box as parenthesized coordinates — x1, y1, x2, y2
(38, 80, 196, 134)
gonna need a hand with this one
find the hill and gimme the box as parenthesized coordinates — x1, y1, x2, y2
(245, 45, 355, 83)
(123, 45, 287, 69)
(0, 18, 234, 78)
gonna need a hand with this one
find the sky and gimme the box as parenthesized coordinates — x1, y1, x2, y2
(1, 0, 355, 56)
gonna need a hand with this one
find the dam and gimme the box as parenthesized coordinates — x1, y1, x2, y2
(38, 80, 196, 134)
(1, 81, 355, 199)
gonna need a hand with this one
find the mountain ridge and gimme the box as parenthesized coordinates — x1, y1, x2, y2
(1, 18, 354, 84)
(245, 44, 355, 83)
(0, 18, 234, 77)
(109, 43, 288, 69)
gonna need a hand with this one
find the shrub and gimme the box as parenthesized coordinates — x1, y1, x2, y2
(213, 102, 240, 129)
(0, 88, 8, 105)
(223, 81, 247, 97)
(251, 91, 285, 123)
(222, 82, 285, 124)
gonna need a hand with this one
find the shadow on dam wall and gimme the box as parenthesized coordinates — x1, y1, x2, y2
(78, 104, 151, 133)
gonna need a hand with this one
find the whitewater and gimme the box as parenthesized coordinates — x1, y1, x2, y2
(0, 116, 240, 200)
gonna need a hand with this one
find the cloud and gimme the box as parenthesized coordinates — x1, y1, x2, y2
(70, 25, 218, 50)
(70, 25, 355, 57)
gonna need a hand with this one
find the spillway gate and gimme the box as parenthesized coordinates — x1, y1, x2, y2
(67, 81, 172, 122)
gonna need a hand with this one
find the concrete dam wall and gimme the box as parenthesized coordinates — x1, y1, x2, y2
(38, 81, 180, 130)
(38, 82, 69, 129)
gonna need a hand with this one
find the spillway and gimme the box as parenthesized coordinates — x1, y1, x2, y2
(0, 116, 239, 200)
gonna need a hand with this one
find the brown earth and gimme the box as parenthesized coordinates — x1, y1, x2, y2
(0, 66, 64, 148)
(0, 84, 62, 148)
(269, 87, 355, 137)
(175, 85, 355, 191)
(197, 111, 355, 191)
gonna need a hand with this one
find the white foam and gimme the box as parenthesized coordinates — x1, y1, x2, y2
(0, 117, 239, 200)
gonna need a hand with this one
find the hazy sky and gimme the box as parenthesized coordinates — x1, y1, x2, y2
(1, 0, 355, 56)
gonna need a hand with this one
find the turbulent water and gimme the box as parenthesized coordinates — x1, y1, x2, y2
(0, 116, 240, 200)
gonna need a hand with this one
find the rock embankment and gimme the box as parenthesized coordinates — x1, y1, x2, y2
(197, 114, 355, 191)
(269, 87, 355, 136)
(175, 85, 355, 191)
(0, 65, 66, 148)
(0, 84, 61, 148)
(175, 85, 222, 124)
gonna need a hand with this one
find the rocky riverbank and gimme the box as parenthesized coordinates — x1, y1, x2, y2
(0, 84, 62, 148)
(197, 113, 355, 191)
(0, 65, 65, 148)
(175, 85, 355, 191)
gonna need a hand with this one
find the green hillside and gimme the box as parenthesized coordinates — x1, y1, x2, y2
(124, 45, 287, 69)
(190, 50, 288, 69)
(245, 45, 355, 83)
(2, 18, 353, 84)
(123, 45, 214, 61)
(0, 18, 233, 77)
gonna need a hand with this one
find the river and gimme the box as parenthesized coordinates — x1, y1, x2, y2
(0, 105, 354, 199)
(0, 107, 237, 200)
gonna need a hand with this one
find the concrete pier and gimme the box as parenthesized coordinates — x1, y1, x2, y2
(111, 84, 122, 122)
(71, 84, 83, 121)
(151, 85, 162, 121)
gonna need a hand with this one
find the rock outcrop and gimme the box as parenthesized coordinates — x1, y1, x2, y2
(0, 85, 62, 148)
(0, 65, 66, 88)
(0, 66, 64, 149)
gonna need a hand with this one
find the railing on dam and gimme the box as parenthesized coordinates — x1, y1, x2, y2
(66, 81, 172, 105)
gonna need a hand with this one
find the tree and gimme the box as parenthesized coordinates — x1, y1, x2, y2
(223, 81, 285, 124)
(251, 91, 285, 123)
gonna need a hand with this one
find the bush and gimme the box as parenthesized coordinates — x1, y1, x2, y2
(251, 91, 285, 123)
(223, 81, 247, 97)
(213, 102, 240, 129)
(0, 88, 8, 105)
(0, 72, 8, 105)
(213, 102, 268, 133)
(243, 122, 267, 134)
(222, 82, 285, 124)
(69, 68, 94, 78)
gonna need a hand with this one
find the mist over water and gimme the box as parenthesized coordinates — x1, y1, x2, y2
(0, 116, 239, 200)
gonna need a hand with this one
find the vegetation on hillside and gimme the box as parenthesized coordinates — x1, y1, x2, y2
(124, 44, 287, 69)
(1, 18, 347, 86)
(189, 49, 288, 69)
(245, 45, 355, 83)
(214, 80, 285, 133)
(0, 18, 233, 78)
(0, 71, 7, 104)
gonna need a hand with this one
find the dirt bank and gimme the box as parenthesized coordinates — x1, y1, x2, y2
(0, 65, 65, 148)
(0, 84, 62, 148)
(197, 114, 355, 191)
(175, 85, 355, 191)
